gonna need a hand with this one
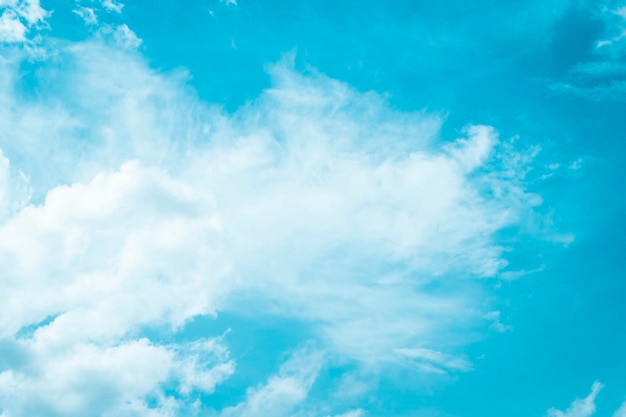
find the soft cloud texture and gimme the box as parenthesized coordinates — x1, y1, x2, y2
(0, 12, 545, 417)
(0, 337, 234, 417)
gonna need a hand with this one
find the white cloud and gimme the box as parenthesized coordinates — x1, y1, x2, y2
(101, 0, 124, 13)
(73, 6, 98, 25)
(220, 347, 324, 417)
(0, 337, 234, 417)
(0, 34, 545, 416)
(0, 150, 13, 217)
(546, 381, 603, 417)
(0, 150, 30, 223)
(0, 0, 47, 43)
(0, 0, 46, 25)
(483, 310, 513, 333)
(0, 11, 26, 42)
(546, 382, 626, 417)
(111, 23, 142, 49)
(394, 347, 472, 374)
(0, 161, 227, 338)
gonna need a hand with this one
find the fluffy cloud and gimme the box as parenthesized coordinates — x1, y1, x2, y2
(0, 18, 544, 417)
(0, 0, 46, 43)
(0, 337, 234, 417)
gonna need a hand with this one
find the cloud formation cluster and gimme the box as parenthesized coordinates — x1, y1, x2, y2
(0, 7, 544, 417)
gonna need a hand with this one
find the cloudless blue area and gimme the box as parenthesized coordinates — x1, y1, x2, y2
(38, 0, 626, 415)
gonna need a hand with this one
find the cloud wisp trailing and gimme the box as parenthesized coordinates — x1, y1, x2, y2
(546, 381, 604, 417)
(0, 7, 550, 416)
(545, 381, 626, 417)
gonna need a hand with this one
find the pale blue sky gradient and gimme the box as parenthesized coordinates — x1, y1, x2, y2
(1, 1, 625, 416)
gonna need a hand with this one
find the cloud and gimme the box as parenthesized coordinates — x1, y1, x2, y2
(0, 11, 26, 42)
(614, 401, 626, 417)
(0, 337, 234, 417)
(73, 6, 98, 26)
(0, 150, 30, 223)
(220, 347, 324, 417)
(100, 0, 124, 13)
(331, 411, 364, 417)
(110, 23, 141, 49)
(0, 26, 544, 416)
(393, 348, 472, 374)
(72, 0, 128, 28)
(0, 0, 47, 43)
(0, 0, 46, 25)
(545, 381, 603, 417)
(546, 382, 626, 417)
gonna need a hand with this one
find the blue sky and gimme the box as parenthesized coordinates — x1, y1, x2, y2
(0, 0, 625, 416)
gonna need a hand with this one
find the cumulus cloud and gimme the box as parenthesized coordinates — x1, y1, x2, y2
(0, 337, 234, 417)
(0, 25, 543, 417)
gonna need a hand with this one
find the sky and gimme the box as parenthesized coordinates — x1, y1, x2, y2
(0, 0, 625, 416)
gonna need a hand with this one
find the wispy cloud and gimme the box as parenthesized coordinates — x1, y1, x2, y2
(73, 6, 98, 26)
(546, 381, 603, 417)
(220, 347, 324, 417)
(545, 382, 626, 417)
